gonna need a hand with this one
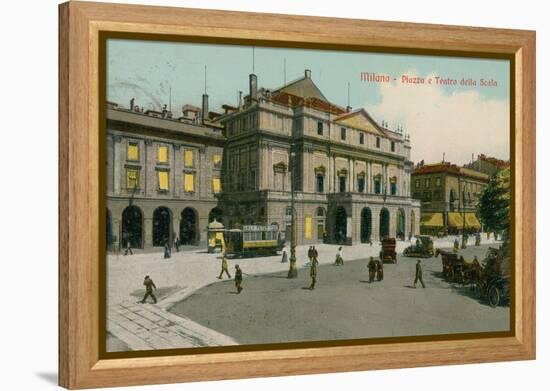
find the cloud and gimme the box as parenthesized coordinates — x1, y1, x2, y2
(368, 69, 509, 165)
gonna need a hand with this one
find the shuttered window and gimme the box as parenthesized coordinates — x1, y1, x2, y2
(157, 146, 168, 163)
(184, 173, 195, 192)
(157, 171, 169, 190)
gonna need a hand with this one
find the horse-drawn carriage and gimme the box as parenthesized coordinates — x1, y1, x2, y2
(474, 248, 510, 307)
(403, 235, 434, 258)
(434, 248, 481, 285)
(379, 237, 397, 263)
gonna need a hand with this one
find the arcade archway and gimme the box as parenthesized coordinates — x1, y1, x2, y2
(121, 205, 143, 249)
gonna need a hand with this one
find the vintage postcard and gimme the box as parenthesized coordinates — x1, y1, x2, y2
(104, 38, 511, 353)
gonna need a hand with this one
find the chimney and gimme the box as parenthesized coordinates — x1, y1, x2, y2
(202, 93, 209, 123)
(305, 69, 311, 78)
(249, 74, 257, 101)
(238, 91, 243, 108)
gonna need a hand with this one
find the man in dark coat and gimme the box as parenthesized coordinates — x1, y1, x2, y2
(307, 246, 314, 264)
(140, 275, 157, 304)
(367, 256, 377, 283)
(234, 264, 243, 293)
(309, 258, 317, 290)
(414, 259, 426, 288)
(163, 240, 171, 259)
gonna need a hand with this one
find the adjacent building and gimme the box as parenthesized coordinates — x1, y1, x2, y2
(411, 162, 488, 235)
(106, 69, 421, 249)
(464, 153, 510, 177)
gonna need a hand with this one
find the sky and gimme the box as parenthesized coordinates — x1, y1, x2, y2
(106, 39, 510, 165)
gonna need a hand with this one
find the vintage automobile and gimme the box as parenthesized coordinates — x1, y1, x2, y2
(223, 224, 285, 258)
(379, 237, 397, 263)
(403, 235, 434, 258)
(474, 248, 510, 307)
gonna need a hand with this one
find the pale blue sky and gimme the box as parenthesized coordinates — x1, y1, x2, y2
(106, 39, 510, 163)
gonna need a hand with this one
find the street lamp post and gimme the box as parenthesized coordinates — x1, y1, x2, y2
(287, 149, 298, 278)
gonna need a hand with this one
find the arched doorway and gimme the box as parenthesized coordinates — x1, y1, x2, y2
(396, 208, 406, 240)
(360, 208, 372, 243)
(208, 207, 223, 223)
(106, 209, 113, 249)
(379, 207, 390, 239)
(180, 208, 198, 245)
(153, 207, 172, 246)
(335, 206, 347, 244)
(121, 205, 143, 249)
(410, 210, 416, 236)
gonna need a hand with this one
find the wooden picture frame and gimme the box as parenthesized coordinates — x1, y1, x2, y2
(59, 1, 536, 389)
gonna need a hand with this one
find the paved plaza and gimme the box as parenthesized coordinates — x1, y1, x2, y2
(107, 237, 507, 351)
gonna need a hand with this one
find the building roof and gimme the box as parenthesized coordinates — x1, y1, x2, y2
(270, 91, 346, 115)
(275, 74, 329, 102)
(413, 162, 489, 181)
(477, 154, 509, 168)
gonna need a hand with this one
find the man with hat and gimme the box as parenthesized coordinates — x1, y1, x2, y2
(414, 259, 426, 288)
(234, 264, 243, 293)
(140, 275, 157, 304)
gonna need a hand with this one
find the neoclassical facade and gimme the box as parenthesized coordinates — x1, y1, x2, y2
(219, 70, 420, 245)
(106, 70, 421, 249)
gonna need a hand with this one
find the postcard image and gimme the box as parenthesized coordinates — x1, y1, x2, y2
(104, 39, 511, 353)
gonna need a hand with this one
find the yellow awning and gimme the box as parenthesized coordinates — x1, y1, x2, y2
(420, 213, 444, 227)
(447, 212, 464, 228)
(465, 213, 481, 229)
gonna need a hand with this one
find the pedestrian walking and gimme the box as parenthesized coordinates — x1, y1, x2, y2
(307, 246, 314, 263)
(163, 241, 171, 259)
(312, 246, 319, 263)
(414, 259, 426, 288)
(174, 236, 180, 252)
(453, 237, 460, 253)
(234, 265, 243, 293)
(281, 248, 288, 263)
(367, 256, 377, 283)
(124, 240, 133, 255)
(334, 246, 344, 266)
(217, 253, 231, 279)
(140, 275, 157, 304)
(309, 257, 317, 290)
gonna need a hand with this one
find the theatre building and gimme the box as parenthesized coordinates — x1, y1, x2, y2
(105, 100, 226, 250)
(411, 162, 488, 235)
(218, 70, 420, 245)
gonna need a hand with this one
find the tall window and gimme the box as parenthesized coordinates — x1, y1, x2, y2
(157, 146, 168, 163)
(157, 171, 169, 191)
(340, 127, 346, 140)
(415, 179, 421, 189)
(425, 178, 431, 188)
(357, 175, 365, 192)
(127, 142, 139, 161)
(126, 169, 140, 189)
(374, 175, 382, 194)
(390, 177, 397, 195)
(359, 133, 365, 144)
(435, 177, 441, 187)
(184, 150, 194, 168)
(376, 137, 381, 148)
(339, 176, 346, 193)
(249, 170, 256, 190)
(212, 154, 222, 169)
(316, 174, 324, 193)
(391, 141, 395, 152)
(304, 215, 312, 240)
(184, 172, 195, 192)
(317, 121, 323, 135)
(212, 177, 221, 193)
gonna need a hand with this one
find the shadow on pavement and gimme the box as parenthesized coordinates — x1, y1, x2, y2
(130, 285, 181, 301)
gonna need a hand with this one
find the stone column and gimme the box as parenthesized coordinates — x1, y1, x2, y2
(199, 147, 206, 197)
(144, 217, 153, 247)
(174, 144, 182, 197)
(172, 214, 180, 243)
(145, 140, 154, 197)
(349, 158, 355, 192)
(112, 218, 120, 250)
(113, 135, 122, 195)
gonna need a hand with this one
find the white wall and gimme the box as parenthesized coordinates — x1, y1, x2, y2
(0, 0, 546, 390)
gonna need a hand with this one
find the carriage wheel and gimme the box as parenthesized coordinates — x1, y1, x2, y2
(488, 285, 501, 308)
